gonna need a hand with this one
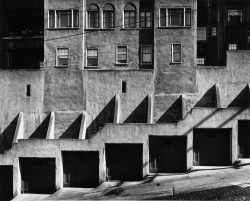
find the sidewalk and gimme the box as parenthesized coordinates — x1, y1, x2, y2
(13, 161, 250, 200)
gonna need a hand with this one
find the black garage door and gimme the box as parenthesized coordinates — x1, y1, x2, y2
(63, 151, 99, 188)
(193, 129, 231, 166)
(0, 165, 13, 200)
(20, 158, 56, 194)
(149, 136, 187, 173)
(106, 144, 143, 181)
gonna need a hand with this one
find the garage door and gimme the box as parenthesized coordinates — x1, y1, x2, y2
(63, 151, 99, 188)
(0, 166, 13, 200)
(149, 136, 187, 173)
(106, 144, 143, 181)
(193, 129, 231, 166)
(20, 158, 56, 194)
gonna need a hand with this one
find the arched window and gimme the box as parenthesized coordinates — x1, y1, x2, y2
(124, 3, 136, 28)
(103, 4, 115, 28)
(87, 4, 99, 28)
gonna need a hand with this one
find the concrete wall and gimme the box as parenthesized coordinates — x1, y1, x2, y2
(44, 0, 84, 70)
(84, 0, 154, 70)
(154, 0, 197, 94)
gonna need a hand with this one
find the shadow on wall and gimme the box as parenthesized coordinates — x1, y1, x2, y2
(59, 114, 83, 139)
(194, 85, 218, 108)
(228, 85, 250, 107)
(86, 96, 116, 139)
(156, 96, 182, 123)
(0, 115, 19, 154)
(124, 96, 148, 123)
(29, 114, 50, 139)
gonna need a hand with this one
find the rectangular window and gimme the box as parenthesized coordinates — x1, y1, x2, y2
(116, 46, 128, 64)
(48, 10, 79, 28)
(160, 8, 191, 27)
(197, 27, 207, 41)
(160, 8, 166, 26)
(87, 49, 98, 66)
(141, 45, 152, 64)
(197, 57, 205, 65)
(228, 9, 243, 23)
(228, 43, 237, 50)
(172, 44, 182, 63)
(103, 11, 114, 28)
(211, 27, 217, 36)
(122, 81, 127, 93)
(88, 11, 99, 28)
(124, 11, 136, 28)
(57, 48, 69, 66)
(140, 11, 152, 28)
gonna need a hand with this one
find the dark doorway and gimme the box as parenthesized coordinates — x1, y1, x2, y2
(62, 151, 99, 188)
(193, 129, 231, 166)
(20, 158, 56, 194)
(149, 136, 187, 173)
(238, 121, 250, 158)
(0, 165, 13, 200)
(106, 144, 143, 181)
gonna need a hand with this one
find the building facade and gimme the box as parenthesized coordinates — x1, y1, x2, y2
(0, 0, 250, 199)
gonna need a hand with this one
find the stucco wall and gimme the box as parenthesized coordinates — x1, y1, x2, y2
(154, 0, 197, 94)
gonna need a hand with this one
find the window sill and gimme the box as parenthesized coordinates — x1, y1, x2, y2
(120, 28, 138, 31)
(138, 27, 153, 30)
(170, 62, 182, 64)
(47, 27, 80, 30)
(54, 65, 69, 68)
(84, 66, 100, 69)
(85, 28, 101, 31)
(115, 63, 128, 66)
(158, 26, 192, 29)
(101, 28, 116, 31)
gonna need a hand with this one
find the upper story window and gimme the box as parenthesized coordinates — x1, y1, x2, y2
(211, 26, 217, 36)
(87, 4, 99, 28)
(57, 48, 69, 66)
(228, 43, 237, 50)
(49, 10, 79, 28)
(103, 4, 115, 29)
(228, 9, 243, 23)
(160, 8, 191, 27)
(197, 57, 205, 65)
(124, 3, 136, 28)
(197, 27, 207, 41)
(172, 44, 182, 63)
(141, 45, 152, 64)
(87, 49, 98, 66)
(116, 46, 128, 64)
(140, 10, 152, 28)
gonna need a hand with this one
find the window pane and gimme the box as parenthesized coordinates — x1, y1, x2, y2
(117, 47, 127, 63)
(49, 11, 55, 28)
(142, 54, 151, 63)
(124, 12, 129, 28)
(160, 8, 166, 26)
(173, 44, 181, 52)
(146, 12, 151, 27)
(73, 10, 79, 27)
(88, 11, 99, 28)
(197, 27, 207, 41)
(185, 9, 191, 26)
(169, 9, 183, 26)
(87, 49, 98, 66)
(140, 12, 145, 27)
(57, 11, 71, 27)
(130, 11, 136, 28)
(228, 9, 243, 23)
(173, 52, 181, 62)
(87, 49, 98, 57)
(58, 48, 69, 66)
(103, 11, 114, 28)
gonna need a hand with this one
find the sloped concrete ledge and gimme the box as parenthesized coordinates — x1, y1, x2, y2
(114, 94, 120, 124)
(46, 112, 55, 139)
(79, 112, 87, 139)
(148, 94, 153, 124)
(12, 112, 24, 144)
